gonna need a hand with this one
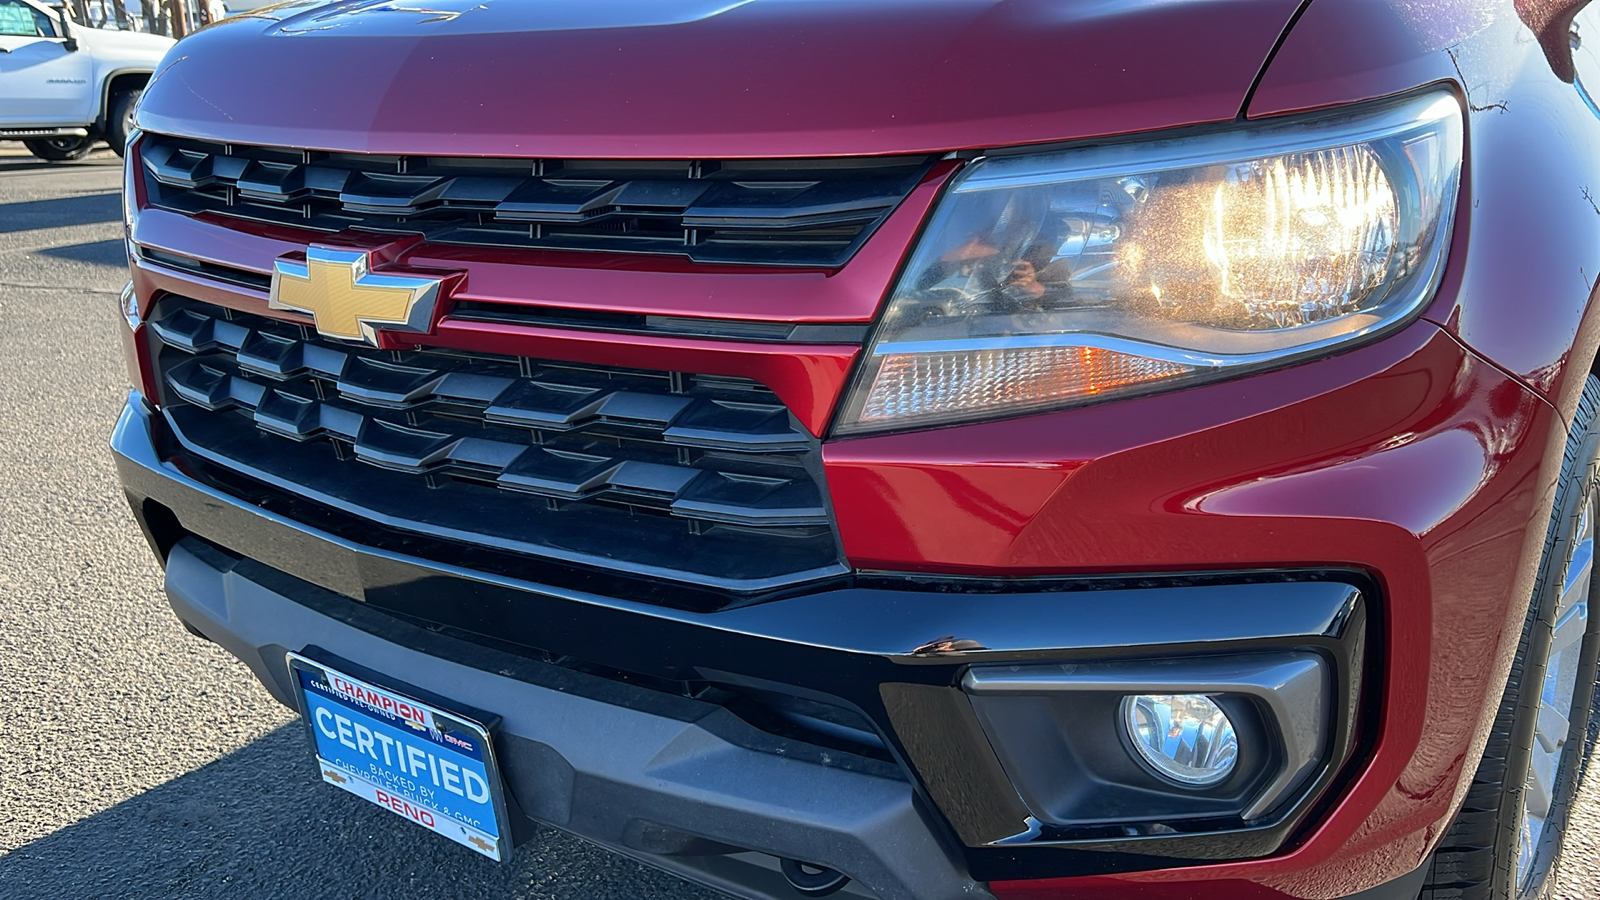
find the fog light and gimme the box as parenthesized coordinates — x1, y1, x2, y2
(1122, 694, 1239, 787)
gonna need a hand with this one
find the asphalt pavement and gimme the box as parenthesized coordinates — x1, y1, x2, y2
(0, 145, 718, 899)
(2, 143, 1600, 900)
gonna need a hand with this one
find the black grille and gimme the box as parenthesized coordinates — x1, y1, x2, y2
(147, 298, 845, 599)
(139, 134, 933, 267)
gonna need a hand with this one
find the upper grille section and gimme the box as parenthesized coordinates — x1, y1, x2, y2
(139, 133, 934, 267)
(148, 298, 845, 599)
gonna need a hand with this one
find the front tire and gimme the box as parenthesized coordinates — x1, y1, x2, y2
(107, 88, 141, 157)
(22, 136, 95, 161)
(1423, 374, 1600, 899)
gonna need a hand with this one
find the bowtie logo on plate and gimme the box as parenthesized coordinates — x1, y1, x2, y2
(269, 244, 453, 346)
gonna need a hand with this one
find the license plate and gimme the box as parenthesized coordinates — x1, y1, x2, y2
(288, 653, 510, 861)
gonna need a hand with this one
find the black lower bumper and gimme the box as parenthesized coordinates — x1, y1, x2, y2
(164, 536, 976, 900)
(113, 396, 1374, 895)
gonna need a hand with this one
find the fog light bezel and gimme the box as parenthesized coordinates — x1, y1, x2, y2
(961, 649, 1334, 835)
(874, 575, 1368, 881)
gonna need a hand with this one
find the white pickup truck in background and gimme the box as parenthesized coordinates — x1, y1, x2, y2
(0, 0, 172, 160)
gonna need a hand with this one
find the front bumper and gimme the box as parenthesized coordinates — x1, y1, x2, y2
(162, 536, 975, 900)
(115, 396, 1383, 899)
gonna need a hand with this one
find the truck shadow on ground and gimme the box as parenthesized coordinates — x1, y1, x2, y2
(0, 193, 121, 234)
(37, 239, 128, 268)
(0, 723, 710, 900)
(0, 150, 120, 176)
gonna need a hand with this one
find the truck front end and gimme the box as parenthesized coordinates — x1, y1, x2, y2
(113, 2, 1600, 898)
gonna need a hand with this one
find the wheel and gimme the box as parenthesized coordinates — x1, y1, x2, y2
(22, 136, 95, 161)
(1423, 373, 1600, 899)
(106, 87, 142, 157)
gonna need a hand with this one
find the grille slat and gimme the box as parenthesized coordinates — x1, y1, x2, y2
(140, 134, 933, 267)
(149, 300, 841, 591)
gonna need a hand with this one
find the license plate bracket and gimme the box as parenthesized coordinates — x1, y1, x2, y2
(287, 652, 511, 861)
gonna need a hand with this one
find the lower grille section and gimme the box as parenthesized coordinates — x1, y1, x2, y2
(147, 298, 845, 599)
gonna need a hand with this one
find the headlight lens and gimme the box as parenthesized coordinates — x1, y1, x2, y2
(837, 91, 1463, 434)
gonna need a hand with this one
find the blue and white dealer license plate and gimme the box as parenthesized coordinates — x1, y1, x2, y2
(288, 653, 509, 861)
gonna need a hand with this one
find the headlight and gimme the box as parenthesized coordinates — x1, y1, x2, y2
(836, 91, 1463, 435)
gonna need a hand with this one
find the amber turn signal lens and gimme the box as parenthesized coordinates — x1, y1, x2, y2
(859, 345, 1193, 426)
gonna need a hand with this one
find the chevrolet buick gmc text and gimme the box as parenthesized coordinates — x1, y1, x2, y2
(109, 1, 1600, 898)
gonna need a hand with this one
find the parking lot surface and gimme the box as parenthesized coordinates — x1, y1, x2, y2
(0, 145, 1597, 899)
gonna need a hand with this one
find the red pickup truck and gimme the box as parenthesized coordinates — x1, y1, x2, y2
(112, 2, 1600, 898)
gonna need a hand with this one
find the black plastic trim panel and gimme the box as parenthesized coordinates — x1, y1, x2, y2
(162, 537, 983, 900)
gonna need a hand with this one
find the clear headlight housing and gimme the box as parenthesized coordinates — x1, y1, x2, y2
(836, 91, 1463, 435)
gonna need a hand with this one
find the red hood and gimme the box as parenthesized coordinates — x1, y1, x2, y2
(138, 0, 1299, 158)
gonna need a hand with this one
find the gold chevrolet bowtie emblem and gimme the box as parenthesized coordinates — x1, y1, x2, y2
(269, 245, 446, 346)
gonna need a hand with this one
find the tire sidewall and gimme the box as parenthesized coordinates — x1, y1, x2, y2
(1497, 378, 1600, 898)
(21, 136, 94, 161)
(107, 87, 141, 157)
